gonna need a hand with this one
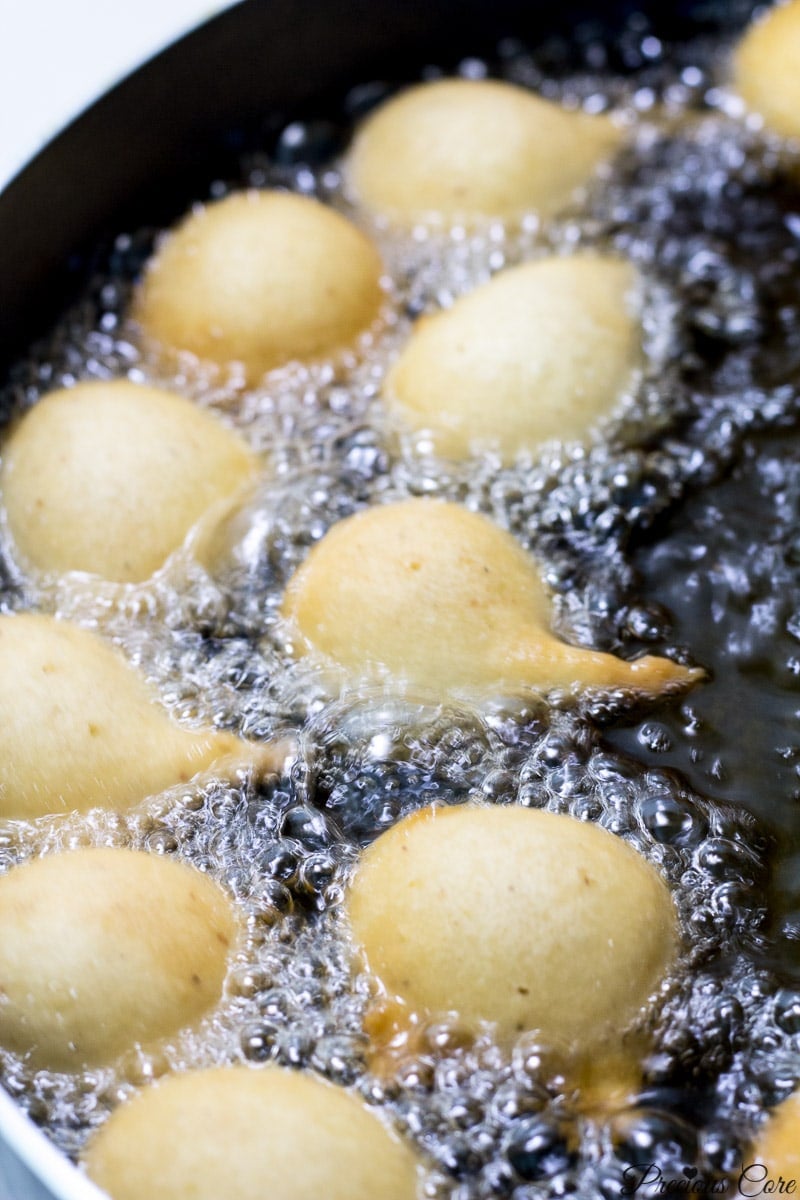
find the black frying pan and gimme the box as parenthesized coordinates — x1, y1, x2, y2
(0, 1, 768, 1197)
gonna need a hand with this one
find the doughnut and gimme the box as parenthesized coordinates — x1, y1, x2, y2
(0, 380, 257, 582)
(347, 804, 679, 1052)
(735, 0, 800, 142)
(136, 190, 384, 380)
(751, 1090, 800, 1182)
(83, 1065, 420, 1200)
(281, 498, 703, 698)
(0, 614, 283, 820)
(346, 77, 621, 227)
(385, 255, 641, 462)
(0, 847, 237, 1070)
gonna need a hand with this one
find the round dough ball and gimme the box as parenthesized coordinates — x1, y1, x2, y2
(347, 804, 678, 1051)
(752, 1090, 800, 1180)
(735, 0, 800, 141)
(0, 847, 237, 1070)
(385, 255, 641, 462)
(281, 498, 702, 699)
(346, 77, 622, 227)
(84, 1065, 420, 1200)
(136, 190, 384, 380)
(0, 614, 282, 820)
(0, 379, 257, 582)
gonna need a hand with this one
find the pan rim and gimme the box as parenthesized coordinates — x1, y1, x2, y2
(0, 1085, 106, 1200)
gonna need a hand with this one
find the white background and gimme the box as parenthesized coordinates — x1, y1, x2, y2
(0, 0, 233, 188)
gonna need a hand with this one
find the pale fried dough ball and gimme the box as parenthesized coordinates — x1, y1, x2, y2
(83, 1065, 421, 1200)
(0, 380, 257, 582)
(385, 255, 641, 463)
(136, 190, 384, 380)
(751, 1090, 800, 1181)
(281, 499, 703, 699)
(347, 804, 679, 1052)
(0, 848, 237, 1071)
(0, 614, 283, 820)
(346, 77, 622, 227)
(735, 0, 800, 141)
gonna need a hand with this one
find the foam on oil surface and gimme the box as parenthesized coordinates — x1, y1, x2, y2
(3, 10, 800, 1195)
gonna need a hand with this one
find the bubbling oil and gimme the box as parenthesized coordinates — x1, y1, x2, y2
(3, 8, 800, 1196)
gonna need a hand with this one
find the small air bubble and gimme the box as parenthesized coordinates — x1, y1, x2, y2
(640, 36, 662, 60)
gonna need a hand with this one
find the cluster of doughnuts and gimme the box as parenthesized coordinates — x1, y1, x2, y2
(2, 6, 798, 1195)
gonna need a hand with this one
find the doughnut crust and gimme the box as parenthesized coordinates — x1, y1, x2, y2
(735, 0, 800, 141)
(347, 804, 679, 1051)
(83, 1065, 420, 1200)
(0, 848, 237, 1070)
(385, 255, 641, 462)
(0, 614, 282, 820)
(347, 77, 622, 227)
(0, 380, 257, 582)
(752, 1090, 800, 1180)
(281, 498, 703, 699)
(136, 190, 384, 380)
